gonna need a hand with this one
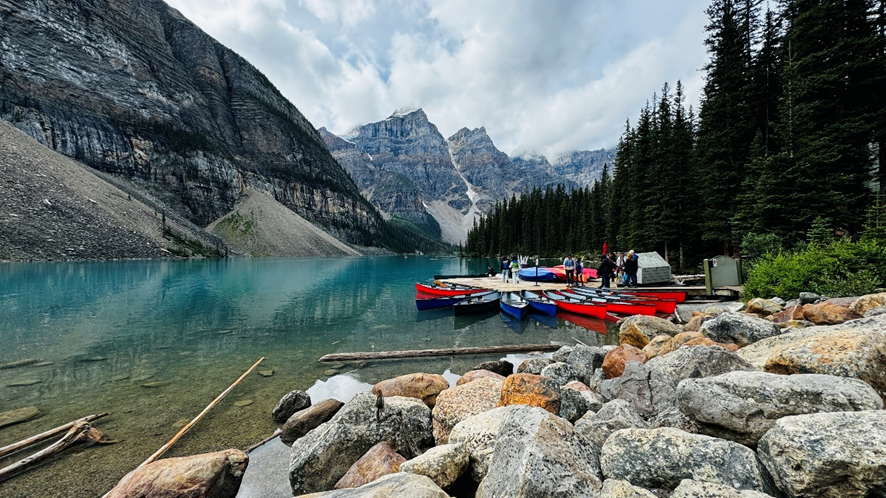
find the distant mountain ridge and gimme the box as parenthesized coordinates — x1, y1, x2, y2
(322, 109, 614, 244)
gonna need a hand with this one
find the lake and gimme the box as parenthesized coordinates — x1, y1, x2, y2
(0, 256, 616, 496)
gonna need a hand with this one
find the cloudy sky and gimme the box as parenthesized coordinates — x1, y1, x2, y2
(165, 0, 712, 158)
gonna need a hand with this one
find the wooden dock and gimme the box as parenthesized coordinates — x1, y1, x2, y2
(439, 276, 721, 297)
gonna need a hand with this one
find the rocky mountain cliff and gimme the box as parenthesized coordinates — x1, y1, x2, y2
(0, 0, 381, 247)
(553, 149, 615, 186)
(323, 110, 607, 243)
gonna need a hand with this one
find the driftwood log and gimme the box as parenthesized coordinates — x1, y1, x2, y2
(0, 421, 116, 482)
(319, 344, 561, 362)
(0, 413, 108, 460)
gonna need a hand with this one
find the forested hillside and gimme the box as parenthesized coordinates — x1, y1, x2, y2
(465, 0, 886, 271)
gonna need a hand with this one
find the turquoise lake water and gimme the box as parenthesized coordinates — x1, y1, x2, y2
(0, 256, 616, 496)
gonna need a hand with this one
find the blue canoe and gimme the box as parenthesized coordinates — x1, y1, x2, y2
(520, 289, 558, 316)
(500, 292, 530, 319)
(518, 267, 560, 282)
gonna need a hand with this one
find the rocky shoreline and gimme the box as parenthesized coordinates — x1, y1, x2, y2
(104, 292, 886, 497)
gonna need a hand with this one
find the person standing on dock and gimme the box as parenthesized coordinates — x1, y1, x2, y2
(575, 257, 584, 287)
(564, 254, 575, 285)
(509, 258, 521, 284)
(624, 250, 639, 287)
(501, 256, 510, 282)
(598, 253, 615, 289)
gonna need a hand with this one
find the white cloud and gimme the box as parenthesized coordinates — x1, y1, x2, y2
(164, 0, 711, 157)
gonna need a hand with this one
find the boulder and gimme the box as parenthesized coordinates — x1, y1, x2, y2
(643, 332, 738, 360)
(540, 361, 578, 385)
(515, 357, 553, 374)
(600, 428, 777, 494)
(648, 407, 700, 433)
(745, 298, 783, 317)
(552, 345, 574, 363)
(602, 345, 647, 379)
(470, 360, 514, 377)
(642, 335, 673, 358)
(272, 389, 311, 424)
(850, 292, 886, 315)
(563, 380, 591, 392)
(801, 301, 862, 325)
(448, 407, 508, 482)
(603, 346, 757, 417)
(574, 399, 649, 455)
(288, 393, 434, 495)
(334, 442, 405, 489)
(566, 344, 617, 385)
(456, 369, 504, 386)
(763, 328, 886, 401)
(676, 371, 883, 446)
(676, 302, 745, 323)
(619, 315, 683, 349)
(431, 377, 502, 444)
(281, 398, 344, 446)
(867, 305, 886, 317)
(598, 479, 657, 498)
(798, 292, 822, 304)
(372, 373, 449, 407)
(699, 313, 781, 347)
(758, 410, 886, 498)
(768, 305, 806, 324)
(559, 385, 598, 423)
(399, 443, 468, 489)
(299, 472, 449, 498)
(497, 373, 561, 415)
(735, 327, 826, 369)
(106, 449, 247, 498)
(475, 406, 603, 497)
(670, 479, 775, 498)
(0, 406, 41, 429)
(682, 314, 709, 333)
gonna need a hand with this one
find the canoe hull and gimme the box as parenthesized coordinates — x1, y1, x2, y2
(453, 292, 501, 316)
(416, 282, 485, 297)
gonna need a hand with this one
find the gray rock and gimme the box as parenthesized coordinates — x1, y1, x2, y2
(476, 406, 602, 497)
(399, 443, 468, 490)
(784, 299, 800, 308)
(580, 390, 605, 412)
(770, 297, 786, 306)
(540, 361, 578, 385)
(281, 398, 343, 446)
(758, 410, 886, 498)
(677, 371, 883, 446)
(676, 302, 746, 323)
(272, 389, 311, 424)
(600, 427, 777, 494)
(598, 479, 658, 497)
(566, 344, 616, 386)
(516, 357, 554, 375)
(587, 367, 607, 393)
(552, 346, 574, 363)
(600, 361, 655, 417)
(299, 472, 449, 497)
(448, 407, 508, 482)
(671, 479, 775, 498)
(799, 292, 821, 304)
(865, 305, 886, 317)
(699, 313, 782, 347)
(575, 399, 649, 456)
(648, 407, 699, 433)
(471, 360, 514, 377)
(288, 392, 433, 495)
(559, 385, 596, 423)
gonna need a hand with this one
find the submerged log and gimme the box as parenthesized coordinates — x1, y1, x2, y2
(0, 421, 116, 482)
(319, 344, 561, 362)
(0, 413, 108, 459)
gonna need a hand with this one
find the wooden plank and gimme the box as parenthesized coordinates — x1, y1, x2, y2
(319, 344, 561, 362)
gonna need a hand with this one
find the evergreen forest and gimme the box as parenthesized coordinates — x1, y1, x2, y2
(463, 0, 886, 272)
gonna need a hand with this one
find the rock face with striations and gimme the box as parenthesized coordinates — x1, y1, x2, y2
(0, 0, 380, 246)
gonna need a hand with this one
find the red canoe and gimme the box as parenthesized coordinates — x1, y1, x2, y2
(543, 291, 607, 319)
(556, 310, 608, 334)
(415, 282, 486, 297)
(621, 290, 687, 303)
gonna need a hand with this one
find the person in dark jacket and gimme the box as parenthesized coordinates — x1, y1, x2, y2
(623, 250, 639, 287)
(598, 253, 616, 289)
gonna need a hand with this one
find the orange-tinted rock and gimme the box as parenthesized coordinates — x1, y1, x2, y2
(106, 449, 247, 498)
(745, 298, 783, 317)
(562, 381, 591, 392)
(850, 292, 886, 315)
(372, 373, 449, 407)
(602, 345, 648, 379)
(683, 314, 708, 332)
(765, 329, 886, 401)
(642, 335, 674, 359)
(334, 442, 406, 489)
(497, 373, 561, 415)
(456, 369, 505, 386)
(618, 315, 683, 349)
(801, 302, 862, 325)
(769, 305, 807, 324)
(432, 377, 503, 444)
(281, 398, 344, 445)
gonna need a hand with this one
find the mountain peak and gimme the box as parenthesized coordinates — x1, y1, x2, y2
(390, 107, 424, 119)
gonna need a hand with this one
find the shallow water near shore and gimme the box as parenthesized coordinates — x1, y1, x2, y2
(0, 256, 616, 497)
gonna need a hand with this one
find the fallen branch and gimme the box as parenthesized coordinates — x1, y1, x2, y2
(137, 357, 265, 468)
(244, 429, 281, 454)
(0, 413, 108, 460)
(572, 337, 588, 347)
(319, 344, 561, 362)
(0, 421, 114, 482)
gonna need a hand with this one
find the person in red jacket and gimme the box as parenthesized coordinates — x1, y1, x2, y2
(602, 241, 608, 256)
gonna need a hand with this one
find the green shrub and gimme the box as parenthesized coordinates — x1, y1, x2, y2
(744, 238, 886, 300)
